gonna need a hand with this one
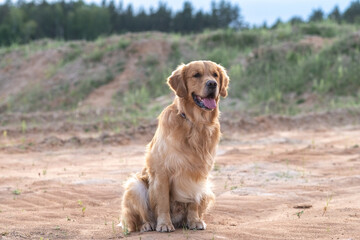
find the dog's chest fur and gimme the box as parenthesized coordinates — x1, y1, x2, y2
(164, 117, 219, 203)
(147, 103, 221, 203)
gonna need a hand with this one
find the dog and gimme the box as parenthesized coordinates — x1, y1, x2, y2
(120, 60, 229, 233)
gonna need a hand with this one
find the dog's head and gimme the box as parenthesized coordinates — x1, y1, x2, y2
(167, 60, 229, 111)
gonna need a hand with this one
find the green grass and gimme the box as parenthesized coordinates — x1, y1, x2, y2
(12, 189, 21, 195)
(85, 47, 105, 62)
(117, 38, 131, 50)
(63, 44, 82, 64)
(227, 28, 360, 115)
(7, 69, 114, 112)
(0, 39, 65, 59)
(205, 46, 239, 68)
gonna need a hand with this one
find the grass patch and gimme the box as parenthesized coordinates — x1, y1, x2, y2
(200, 29, 262, 49)
(85, 48, 105, 62)
(205, 46, 239, 68)
(298, 21, 355, 38)
(63, 45, 82, 64)
(7, 69, 114, 112)
(118, 38, 131, 50)
(228, 30, 360, 115)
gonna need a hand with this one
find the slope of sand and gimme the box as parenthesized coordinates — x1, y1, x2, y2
(0, 126, 360, 239)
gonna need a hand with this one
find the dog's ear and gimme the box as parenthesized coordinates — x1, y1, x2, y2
(167, 64, 187, 98)
(218, 64, 230, 98)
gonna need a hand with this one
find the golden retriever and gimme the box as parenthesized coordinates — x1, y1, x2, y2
(120, 60, 229, 233)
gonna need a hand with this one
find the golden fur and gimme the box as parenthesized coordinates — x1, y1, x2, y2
(120, 60, 229, 232)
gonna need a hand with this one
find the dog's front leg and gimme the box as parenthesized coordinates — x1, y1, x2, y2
(149, 173, 175, 232)
(187, 202, 206, 230)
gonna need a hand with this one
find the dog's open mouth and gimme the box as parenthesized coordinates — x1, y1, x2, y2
(192, 93, 216, 110)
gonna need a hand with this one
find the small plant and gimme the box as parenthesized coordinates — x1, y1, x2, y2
(78, 200, 86, 217)
(296, 210, 304, 218)
(12, 189, 21, 195)
(122, 222, 129, 236)
(112, 221, 116, 234)
(144, 54, 159, 68)
(322, 195, 332, 216)
(213, 163, 220, 171)
(42, 169, 47, 175)
(182, 223, 189, 239)
(21, 120, 27, 133)
(63, 47, 82, 63)
(85, 48, 105, 62)
(118, 38, 131, 50)
(81, 206, 86, 216)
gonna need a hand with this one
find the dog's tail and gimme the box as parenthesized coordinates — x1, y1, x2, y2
(120, 171, 152, 232)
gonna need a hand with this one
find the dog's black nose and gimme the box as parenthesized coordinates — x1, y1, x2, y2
(206, 80, 217, 89)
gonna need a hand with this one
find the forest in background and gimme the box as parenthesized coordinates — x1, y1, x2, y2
(0, 0, 360, 46)
(0, 0, 241, 45)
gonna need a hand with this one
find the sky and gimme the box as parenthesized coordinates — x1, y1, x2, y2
(106, 0, 353, 26)
(0, 0, 354, 26)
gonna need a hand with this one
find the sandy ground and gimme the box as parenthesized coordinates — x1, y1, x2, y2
(1, 125, 360, 240)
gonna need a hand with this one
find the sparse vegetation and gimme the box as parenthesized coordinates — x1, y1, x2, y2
(85, 48, 105, 63)
(322, 195, 333, 216)
(12, 189, 21, 195)
(78, 200, 86, 217)
(21, 120, 27, 133)
(118, 38, 131, 50)
(122, 222, 129, 236)
(296, 210, 304, 218)
(63, 46, 82, 64)
(1, 20, 359, 120)
(213, 163, 221, 172)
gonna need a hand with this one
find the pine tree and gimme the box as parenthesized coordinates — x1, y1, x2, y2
(309, 8, 324, 22)
(328, 5, 342, 23)
(289, 16, 303, 25)
(343, 0, 360, 23)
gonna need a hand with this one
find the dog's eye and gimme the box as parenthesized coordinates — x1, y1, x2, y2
(193, 73, 201, 78)
(213, 72, 218, 78)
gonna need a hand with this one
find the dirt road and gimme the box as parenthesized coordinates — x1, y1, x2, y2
(1, 126, 360, 239)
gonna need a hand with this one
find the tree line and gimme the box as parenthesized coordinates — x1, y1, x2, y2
(1, 0, 360, 46)
(0, 0, 242, 46)
(271, 1, 360, 28)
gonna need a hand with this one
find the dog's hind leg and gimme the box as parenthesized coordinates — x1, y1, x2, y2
(120, 174, 155, 232)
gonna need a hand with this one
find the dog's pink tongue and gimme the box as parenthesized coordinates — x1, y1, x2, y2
(203, 98, 216, 109)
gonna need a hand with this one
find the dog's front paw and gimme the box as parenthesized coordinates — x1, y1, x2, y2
(187, 220, 206, 230)
(156, 222, 175, 232)
(141, 222, 156, 232)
